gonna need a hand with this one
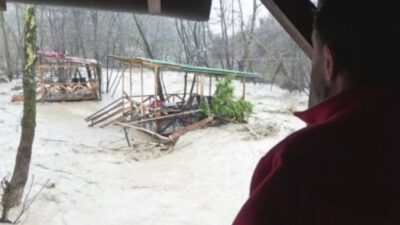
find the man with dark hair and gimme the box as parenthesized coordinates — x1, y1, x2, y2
(233, 0, 400, 224)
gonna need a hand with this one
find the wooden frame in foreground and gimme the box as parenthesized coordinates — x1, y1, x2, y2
(0, 0, 6, 11)
(261, 0, 315, 59)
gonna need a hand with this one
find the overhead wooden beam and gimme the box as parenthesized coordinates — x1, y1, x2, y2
(261, 0, 315, 59)
(9, 0, 212, 21)
(147, 0, 161, 14)
(0, 0, 6, 11)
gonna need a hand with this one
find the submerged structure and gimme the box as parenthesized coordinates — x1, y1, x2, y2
(85, 56, 260, 139)
(37, 51, 101, 102)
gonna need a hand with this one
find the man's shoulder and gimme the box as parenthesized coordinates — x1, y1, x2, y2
(274, 122, 338, 160)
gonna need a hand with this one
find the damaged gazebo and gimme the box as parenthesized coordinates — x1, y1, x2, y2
(85, 56, 260, 141)
(37, 51, 102, 102)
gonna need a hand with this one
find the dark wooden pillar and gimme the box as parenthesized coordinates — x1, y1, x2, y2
(261, 0, 315, 59)
(0, 0, 6, 11)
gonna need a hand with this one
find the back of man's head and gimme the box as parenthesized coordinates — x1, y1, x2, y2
(314, 0, 400, 84)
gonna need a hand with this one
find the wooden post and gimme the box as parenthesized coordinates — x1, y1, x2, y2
(196, 73, 199, 95)
(140, 63, 145, 116)
(40, 62, 45, 102)
(147, 0, 161, 14)
(242, 77, 246, 100)
(0, 0, 6, 11)
(106, 56, 109, 93)
(153, 66, 161, 133)
(200, 74, 205, 100)
(121, 63, 125, 121)
(129, 62, 133, 120)
(91, 64, 95, 81)
(209, 75, 212, 96)
(154, 66, 159, 104)
(93, 63, 100, 99)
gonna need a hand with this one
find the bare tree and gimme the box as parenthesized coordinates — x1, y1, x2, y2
(71, 9, 86, 57)
(175, 20, 209, 66)
(237, 0, 259, 71)
(218, 0, 232, 69)
(1, 5, 37, 223)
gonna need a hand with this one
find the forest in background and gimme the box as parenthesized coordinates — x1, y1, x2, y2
(0, 0, 311, 92)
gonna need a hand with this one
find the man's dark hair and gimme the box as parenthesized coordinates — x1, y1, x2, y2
(314, 0, 400, 83)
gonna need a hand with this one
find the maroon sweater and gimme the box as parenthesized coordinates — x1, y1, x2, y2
(233, 86, 400, 225)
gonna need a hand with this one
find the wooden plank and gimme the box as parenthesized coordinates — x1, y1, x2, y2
(88, 102, 124, 122)
(168, 117, 214, 142)
(147, 0, 161, 14)
(115, 122, 171, 142)
(90, 107, 125, 127)
(125, 109, 201, 125)
(261, 0, 314, 58)
(85, 96, 123, 120)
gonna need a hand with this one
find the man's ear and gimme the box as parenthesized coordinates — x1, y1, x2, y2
(323, 44, 338, 82)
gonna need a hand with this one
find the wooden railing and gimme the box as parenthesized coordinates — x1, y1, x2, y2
(41, 82, 99, 101)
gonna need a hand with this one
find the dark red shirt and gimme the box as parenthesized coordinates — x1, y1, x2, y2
(233, 85, 400, 225)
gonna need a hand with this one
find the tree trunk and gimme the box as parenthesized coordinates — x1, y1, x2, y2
(237, 0, 258, 72)
(218, 0, 232, 69)
(73, 9, 87, 58)
(0, 11, 13, 81)
(1, 5, 36, 223)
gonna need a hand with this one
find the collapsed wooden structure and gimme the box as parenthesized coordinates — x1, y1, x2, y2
(37, 51, 101, 102)
(85, 56, 260, 139)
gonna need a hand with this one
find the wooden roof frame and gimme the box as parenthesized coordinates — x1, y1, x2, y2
(108, 55, 261, 79)
(261, 0, 315, 59)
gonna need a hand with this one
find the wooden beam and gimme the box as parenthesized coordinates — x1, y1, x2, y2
(0, 0, 5, 11)
(129, 62, 133, 120)
(147, 0, 161, 14)
(261, 0, 315, 59)
(126, 109, 201, 125)
(115, 122, 171, 143)
(7, 0, 211, 21)
(140, 63, 145, 116)
(121, 65, 125, 120)
(168, 117, 214, 143)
